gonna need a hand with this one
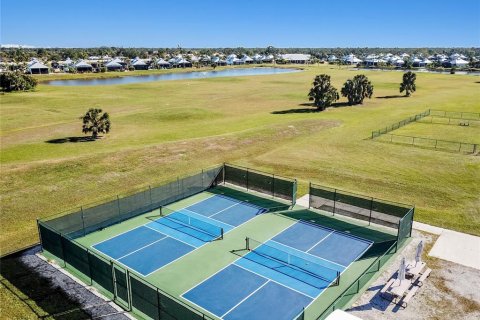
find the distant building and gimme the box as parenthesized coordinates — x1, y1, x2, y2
(27, 60, 49, 74)
(132, 59, 149, 70)
(280, 54, 311, 64)
(105, 61, 123, 71)
(75, 60, 93, 72)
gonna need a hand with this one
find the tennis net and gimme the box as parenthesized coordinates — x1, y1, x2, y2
(158, 206, 224, 241)
(245, 237, 340, 288)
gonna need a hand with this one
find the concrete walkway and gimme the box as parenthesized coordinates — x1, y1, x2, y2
(415, 222, 480, 270)
(296, 194, 480, 270)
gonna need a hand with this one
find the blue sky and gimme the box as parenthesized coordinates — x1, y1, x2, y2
(1, 0, 479, 48)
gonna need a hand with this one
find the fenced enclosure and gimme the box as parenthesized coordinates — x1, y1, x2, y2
(37, 163, 299, 320)
(37, 163, 405, 320)
(308, 183, 414, 247)
(371, 109, 479, 154)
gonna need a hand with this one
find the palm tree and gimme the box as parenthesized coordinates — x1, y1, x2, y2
(341, 75, 374, 105)
(308, 74, 339, 111)
(81, 108, 111, 139)
(400, 71, 416, 97)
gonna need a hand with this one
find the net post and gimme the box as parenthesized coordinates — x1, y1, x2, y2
(81, 206, 86, 236)
(220, 228, 224, 240)
(246, 237, 250, 250)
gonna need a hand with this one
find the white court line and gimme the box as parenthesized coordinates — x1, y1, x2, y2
(180, 208, 236, 228)
(232, 263, 315, 299)
(143, 240, 205, 277)
(117, 236, 167, 260)
(179, 221, 298, 298)
(91, 194, 217, 248)
(268, 239, 346, 269)
(143, 225, 197, 250)
(209, 202, 241, 218)
(305, 231, 335, 253)
(220, 280, 270, 318)
(299, 219, 374, 245)
(91, 225, 150, 248)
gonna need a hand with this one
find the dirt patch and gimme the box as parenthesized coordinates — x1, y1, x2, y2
(348, 230, 480, 320)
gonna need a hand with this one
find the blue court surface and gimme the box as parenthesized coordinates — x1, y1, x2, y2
(182, 220, 373, 320)
(92, 194, 265, 276)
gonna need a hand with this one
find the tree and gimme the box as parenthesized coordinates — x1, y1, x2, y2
(399, 71, 416, 97)
(341, 75, 374, 105)
(0, 72, 37, 92)
(308, 74, 339, 111)
(80, 108, 111, 139)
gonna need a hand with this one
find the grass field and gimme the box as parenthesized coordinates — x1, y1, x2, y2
(1, 64, 479, 258)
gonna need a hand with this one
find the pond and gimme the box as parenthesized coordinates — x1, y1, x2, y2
(45, 67, 300, 86)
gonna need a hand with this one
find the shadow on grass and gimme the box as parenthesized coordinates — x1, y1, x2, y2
(271, 102, 351, 114)
(45, 136, 99, 144)
(376, 95, 407, 99)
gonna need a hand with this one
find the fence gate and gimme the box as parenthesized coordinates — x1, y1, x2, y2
(112, 263, 131, 310)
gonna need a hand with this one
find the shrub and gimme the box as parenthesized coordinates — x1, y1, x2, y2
(0, 72, 38, 92)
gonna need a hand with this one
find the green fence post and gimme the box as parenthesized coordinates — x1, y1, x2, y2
(60, 234, 67, 267)
(201, 169, 204, 188)
(177, 177, 180, 200)
(157, 288, 162, 320)
(86, 249, 93, 285)
(368, 198, 373, 225)
(126, 269, 132, 311)
(308, 182, 311, 209)
(149, 186, 153, 208)
(117, 195, 121, 217)
(332, 189, 337, 216)
(81, 206, 86, 236)
(111, 261, 117, 301)
(36, 219, 43, 252)
(272, 174, 275, 198)
(246, 168, 249, 191)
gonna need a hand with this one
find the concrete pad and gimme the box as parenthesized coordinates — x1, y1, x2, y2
(296, 194, 309, 207)
(412, 221, 444, 235)
(327, 310, 363, 320)
(429, 230, 480, 270)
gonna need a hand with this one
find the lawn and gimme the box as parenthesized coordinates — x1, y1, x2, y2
(1, 64, 479, 259)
